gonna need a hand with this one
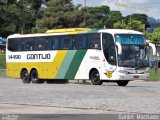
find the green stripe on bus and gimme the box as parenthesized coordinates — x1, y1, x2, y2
(78, 29, 98, 34)
(64, 50, 87, 79)
(87, 29, 98, 33)
(55, 50, 77, 79)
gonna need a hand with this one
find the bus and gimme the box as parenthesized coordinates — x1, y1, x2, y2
(6, 28, 150, 86)
(148, 42, 160, 67)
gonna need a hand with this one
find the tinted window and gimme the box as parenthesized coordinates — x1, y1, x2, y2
(47, 36, 59, 50)
(25, 38, 36, 51)
(7, 33, 101, 51)
(61, 36, 72, 50)
(88, 33, 101, 49)
(73, 34, 87, 49)
(37, 37, 47, 50)
(102, 33, 116, 65)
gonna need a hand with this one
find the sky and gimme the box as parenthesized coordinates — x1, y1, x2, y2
(73, 0, 160, 19)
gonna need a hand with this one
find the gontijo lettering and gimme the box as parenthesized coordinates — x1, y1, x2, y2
(27, 54, 51, 59)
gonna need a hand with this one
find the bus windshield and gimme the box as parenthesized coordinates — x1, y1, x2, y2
(118, 45, 149, 68)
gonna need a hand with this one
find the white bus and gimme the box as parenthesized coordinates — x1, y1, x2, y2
(148, 42, 160, 67)
(6, 28, 150, 86)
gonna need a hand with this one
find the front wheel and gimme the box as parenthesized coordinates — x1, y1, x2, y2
(117, 80, 129, 86)
(30, 69, 43, 83)
(90, 69, 103, 85)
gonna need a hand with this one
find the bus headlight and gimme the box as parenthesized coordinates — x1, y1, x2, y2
(145, 67, 150, 73)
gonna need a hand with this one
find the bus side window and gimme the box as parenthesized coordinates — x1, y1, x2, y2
(37, 37, 46, 51)
(47, 37, 52, 50)
(8, 39, 16, 51)
(88, 33, 101, 49)
(62, 36, 72, 50)
(73, 34, 87, 49)
(26, 38, 36, 51)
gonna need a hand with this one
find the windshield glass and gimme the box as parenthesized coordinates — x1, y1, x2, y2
(115, 34, 145, 44)
(118, 45, 149, 67)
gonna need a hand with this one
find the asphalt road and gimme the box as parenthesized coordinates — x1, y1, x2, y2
(0, 78, 160, 116)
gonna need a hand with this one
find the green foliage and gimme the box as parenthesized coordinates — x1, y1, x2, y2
(0, 54, 6, 69)
(0, 70, 6, 78)
(146, 27, 160, 43)
(104, 11, 123, 28)
(35, 0, 82, 32)
(149, 68, 160, 81)
(0, 0, 150, 36)
(125, 14, 150, 28)
(113, 19, 144, 32)
(83, 6, 110, 28)
(0, 1, 16, 37)
(127, 20, 144, 32)
(113, 20, 127, 29)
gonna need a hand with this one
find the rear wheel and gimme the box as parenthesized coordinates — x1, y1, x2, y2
(90, 69, 103, 85)
(30, 69, 43, 83)
(21, 69, 30, 83)
(117, 80, 129, 86)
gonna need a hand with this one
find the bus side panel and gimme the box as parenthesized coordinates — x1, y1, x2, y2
(6, 63, 21, 78)
(74, 50, 103, 80)
(42, 51, 68, 79)
(6, 62, 43, 79)
(55, 50, 77, 79)
(64, 50, 87, 80)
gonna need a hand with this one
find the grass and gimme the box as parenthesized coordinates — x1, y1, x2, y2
(0, 54, 6, 69)
(0, 54, 6, 78)
(0, 70, 6, 78)
(149, 68, 160, 81)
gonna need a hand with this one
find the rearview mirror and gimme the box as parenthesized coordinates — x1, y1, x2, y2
(116, 42, 122, 55)
(149, 43, 156, 56)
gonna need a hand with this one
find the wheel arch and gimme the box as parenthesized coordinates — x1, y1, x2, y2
(30, 68, 38, 74)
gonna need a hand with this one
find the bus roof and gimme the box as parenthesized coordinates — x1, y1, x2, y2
(7, 28, 143, 39)
(46, 28, 91, 33)
(99, 29, 143, 35)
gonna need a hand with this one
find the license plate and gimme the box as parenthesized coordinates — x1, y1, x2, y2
(134, 76, 139, 79)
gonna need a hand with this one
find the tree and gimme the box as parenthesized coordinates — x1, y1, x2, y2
(0, 1, 17, 37)
(83, 6, 110, 28)
(113, 19, 144, 32)
(0, 0, 43, 36)
(127, 20, 144, 32)
(35, 0, 82, 32)
(104, 11, 123, 28)
(113, 20, 127, 29)
(125, 14, 150, 28)
(146, 27, 160, 43)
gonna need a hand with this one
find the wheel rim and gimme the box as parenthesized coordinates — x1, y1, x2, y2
(31, 71, 38, 81)
(91, 71, 100, 83)
(21, 70, 28, 81)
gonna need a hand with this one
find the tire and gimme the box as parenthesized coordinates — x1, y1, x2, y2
(30, 69, 43, 83)
(117, 80, 129, 86)
(21, 69, 30, 83)
(90, 69, 103, 85)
